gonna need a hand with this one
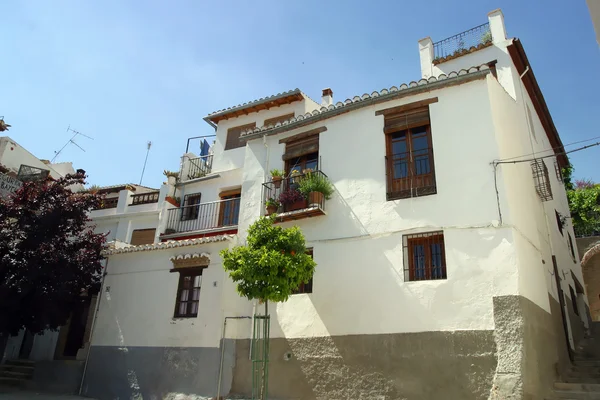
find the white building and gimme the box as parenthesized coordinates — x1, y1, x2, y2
(83, 10, 588, 400)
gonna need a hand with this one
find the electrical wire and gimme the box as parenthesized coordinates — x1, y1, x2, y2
(494, 141, 600, 166)
(494, 135, 600, 163)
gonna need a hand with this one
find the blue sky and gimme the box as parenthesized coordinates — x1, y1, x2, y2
(2, 0, 599, 187)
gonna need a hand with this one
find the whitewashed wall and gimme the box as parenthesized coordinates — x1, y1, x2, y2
(92, 241, 235, 349)
(0, 136, 70, 179)
(210, 99, 319, 173)
(233, 77, 523, 339)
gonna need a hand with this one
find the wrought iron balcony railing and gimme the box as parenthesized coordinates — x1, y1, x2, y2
(262, 169, 327, 220)
(433, 23, 492, 63)
(164, 197, 240, 235)
(130, 191, 160, 205)
(185, 155, 213, 180)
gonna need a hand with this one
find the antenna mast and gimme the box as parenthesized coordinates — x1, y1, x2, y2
(139, 141, 152, 185)
(52, 125, 93, 162)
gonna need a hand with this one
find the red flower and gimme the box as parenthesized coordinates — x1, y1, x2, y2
(290, 250, 296, 255)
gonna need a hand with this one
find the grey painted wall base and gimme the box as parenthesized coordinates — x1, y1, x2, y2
(231, 295, 572, 400)
(83, 342, 235, 400)
(231, 331, 497, 400)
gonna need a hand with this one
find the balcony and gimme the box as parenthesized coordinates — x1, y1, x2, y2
(94, 196, 119, 210)
(130, 191, 160, 205)
(163, 197, 240, 237)
(433, 23, 492, 65)
(184, 155, 213, 181)
(262, 170, 327, 223)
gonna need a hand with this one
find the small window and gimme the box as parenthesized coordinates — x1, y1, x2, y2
(181, 194, 202, 221)
(219, 190, 241, 227)
(555, 210, 564, 236)
(554, 160, 563, 183)
(293, 249, 313, 294)
(174, 268, 203, 318)
(568, 233, 576, 262)
(531, 159, 553, 202)
(225, 123, 256, 150)
(526, 104, 537, 141)
(264, 113, 295, 128)
(569, 285, 579, 316)
(130, 228, 156, 245)
(403, 232, 446, 281)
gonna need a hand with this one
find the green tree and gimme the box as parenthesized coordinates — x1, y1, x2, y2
(220, 216, 315, 399)
(567, 184, 600, 237)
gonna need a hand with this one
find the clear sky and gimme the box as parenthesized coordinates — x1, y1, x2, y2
(2, 0, 599, 188)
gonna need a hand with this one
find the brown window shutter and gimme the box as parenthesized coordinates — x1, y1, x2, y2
(264, 113, 295, 127)
(282, 135, 319, 161)
(225, 123, 256, 150)
(130, 229, 156, 245)
(384, 107, 430, 134)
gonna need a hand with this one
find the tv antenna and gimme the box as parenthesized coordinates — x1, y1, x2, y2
(51, 125, 93, 162)
(139, 141, 152, 185)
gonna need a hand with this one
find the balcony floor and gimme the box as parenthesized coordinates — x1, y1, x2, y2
(160, 225, 238, 241)
(273, 205, 325, 223)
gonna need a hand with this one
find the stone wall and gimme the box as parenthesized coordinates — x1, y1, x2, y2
(577, 236, 600, 321)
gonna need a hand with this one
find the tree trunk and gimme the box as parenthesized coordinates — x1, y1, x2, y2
(260, 300, 268, 400)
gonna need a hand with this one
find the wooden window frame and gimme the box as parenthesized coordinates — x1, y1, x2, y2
(285, 152, 319, 176)
(385, 125, 436, 200)
(173, 267, 204, 318)
(130, 228, 156, 246)
(569, 285, 579, 316)
(555, 210, 564, 236)
(292, 249, 313, 294)
(225, 123, 256, 151)
(181, 193, 202, 221)
(403, 232, 446, 281)
(568, 233, 576, 262)
(218, 190, 241, 227)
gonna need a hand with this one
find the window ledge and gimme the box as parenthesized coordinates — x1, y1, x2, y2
(273, 205, 325, 223)
(387, 186, 437, 201)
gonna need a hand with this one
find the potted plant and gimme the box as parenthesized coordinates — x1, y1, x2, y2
(278, 189, 306, 212)
(290, 169, 302, 184)
(298, 172, 334, 208)
(265, 198, 280, 215)
(270, 169, 285, 189)
(166, 196, 181, 207)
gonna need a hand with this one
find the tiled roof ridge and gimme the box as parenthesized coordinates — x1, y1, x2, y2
(241, 64, 492, 138)
(207, 88, 302, 117)
(96, 183, 158, 191)
(103, 235, 234, 255)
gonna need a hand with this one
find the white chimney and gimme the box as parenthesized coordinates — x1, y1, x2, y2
(321, 88, 333, 107)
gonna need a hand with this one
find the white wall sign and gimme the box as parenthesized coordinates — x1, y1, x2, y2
(0, 173, 22, 198)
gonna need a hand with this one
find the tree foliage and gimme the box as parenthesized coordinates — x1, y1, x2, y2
(0, 172, 106, 335)
(567, 184, 600, 237)
(220, 216, 316, 303)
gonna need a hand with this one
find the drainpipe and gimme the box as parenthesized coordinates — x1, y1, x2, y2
(216, 316, 251, 400)
(78, 258, 110, 396)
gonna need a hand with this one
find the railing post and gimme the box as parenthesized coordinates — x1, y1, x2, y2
(488, 9, 507, 44)
(418, 37, 434, 79)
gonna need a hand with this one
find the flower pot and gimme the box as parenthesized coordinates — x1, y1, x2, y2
(286, 198, 307, 212)
(266, 205, 278, 215)
(308, 191, 324, 208)
(272, 176, 282, 189)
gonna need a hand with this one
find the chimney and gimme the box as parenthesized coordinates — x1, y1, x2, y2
(321, 88, 333, 107)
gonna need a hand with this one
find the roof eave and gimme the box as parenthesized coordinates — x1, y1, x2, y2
(204, 89, 304, 124)
(507, 38, 567, 168)
(242, 67, 492, 141)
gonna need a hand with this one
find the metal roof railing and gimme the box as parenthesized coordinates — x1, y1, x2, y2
(433, 23, 492, 62)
